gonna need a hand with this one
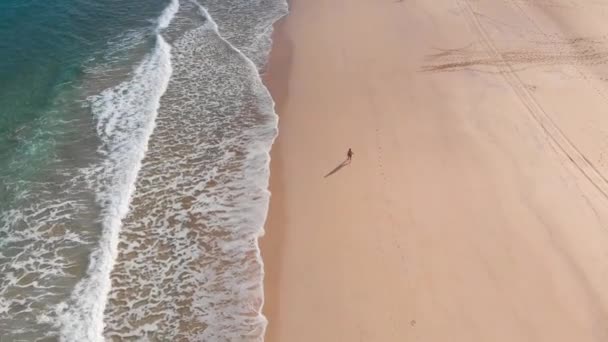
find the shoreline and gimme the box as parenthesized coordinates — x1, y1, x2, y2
(260, 10, 292, 341)
(261, 0, 608, 341)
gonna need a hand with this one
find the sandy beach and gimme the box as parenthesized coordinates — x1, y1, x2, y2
(261, 0, 608, 341)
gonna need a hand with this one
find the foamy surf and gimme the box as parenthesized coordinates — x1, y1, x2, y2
(0, 0, 288, 339)
(55, 2, 177, 340)
(101, 0, 287, 340)
(158, 0, 179, 31)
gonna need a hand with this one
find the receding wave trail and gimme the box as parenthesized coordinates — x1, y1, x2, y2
(102, 0, 287, 340)
(55, 1, 177, 341)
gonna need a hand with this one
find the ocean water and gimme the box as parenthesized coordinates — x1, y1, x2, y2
(0, 0, 287, 340)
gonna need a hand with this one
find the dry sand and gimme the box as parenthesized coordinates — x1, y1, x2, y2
(261, 0, 608, 341)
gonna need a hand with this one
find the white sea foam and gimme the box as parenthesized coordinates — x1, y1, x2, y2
(101, 0, 287, 339)
(54, 2, 178, 341)
(0, 185, 95, 337)
(158, 0, 179, 31)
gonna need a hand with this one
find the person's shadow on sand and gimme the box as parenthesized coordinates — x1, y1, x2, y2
(324, 159, 351, 178)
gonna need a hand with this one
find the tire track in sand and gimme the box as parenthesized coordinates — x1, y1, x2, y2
(505, 0, 608, 105)
(458, 2, 608, 333)
(458, 0, 608, 201)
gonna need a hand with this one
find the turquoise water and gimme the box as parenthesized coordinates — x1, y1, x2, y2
(0, 0, 167, 181)
(0, 0, 168, 205)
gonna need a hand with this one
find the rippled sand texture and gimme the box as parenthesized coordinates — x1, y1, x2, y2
(104, 1, 286, 341)
(263, 0, 608, 341)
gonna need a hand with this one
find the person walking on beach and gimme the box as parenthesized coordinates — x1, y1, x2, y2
(347, 148, 354, 162)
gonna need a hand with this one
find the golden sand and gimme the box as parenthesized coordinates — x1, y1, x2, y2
(262, 0, 608, 340)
